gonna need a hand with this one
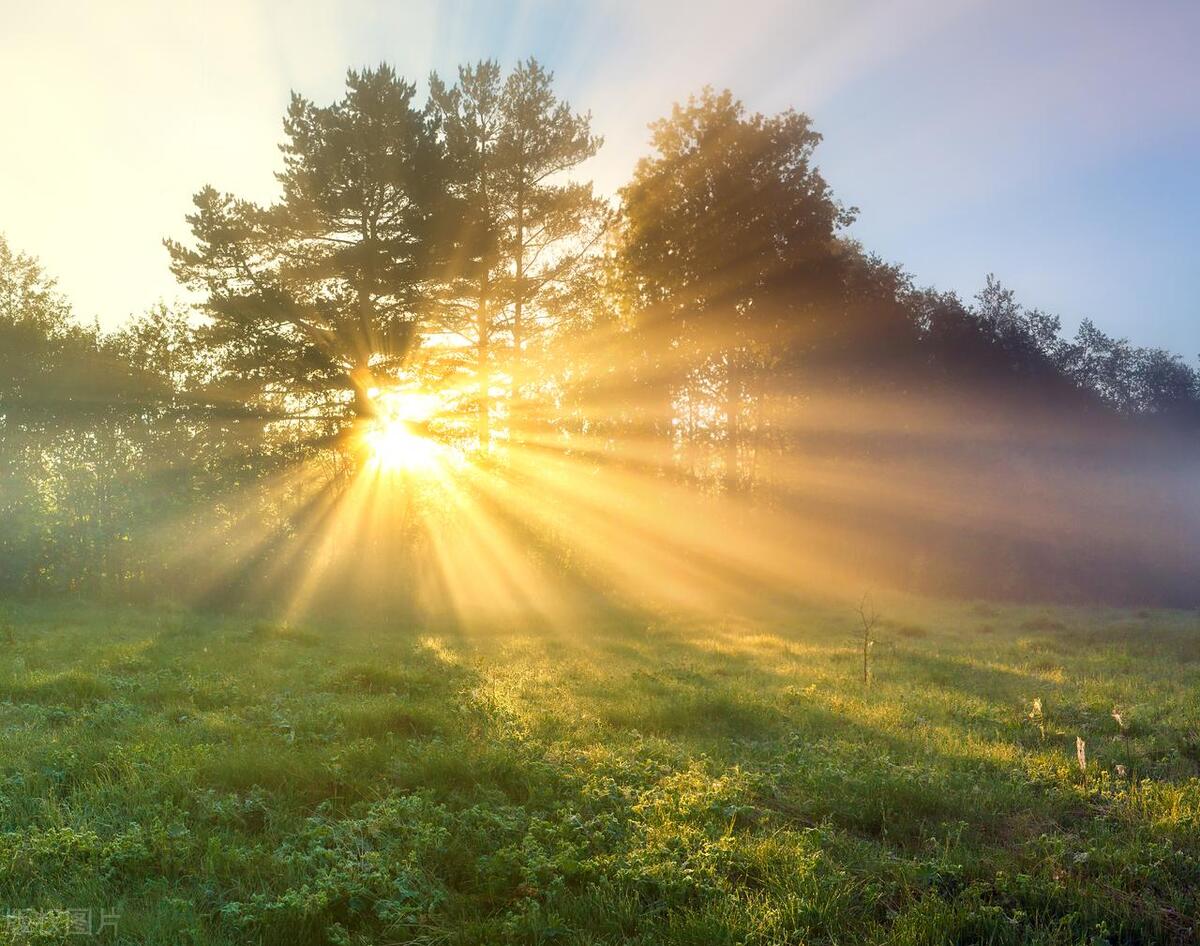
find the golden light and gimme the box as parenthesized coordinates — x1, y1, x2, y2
(359, 388, 452, 474)
(363, 417, 440, 472)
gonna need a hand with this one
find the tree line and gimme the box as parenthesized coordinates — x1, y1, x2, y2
(3, 61, 1199, 610)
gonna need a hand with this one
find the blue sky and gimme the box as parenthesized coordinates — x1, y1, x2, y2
(3, 0, 1198, 353)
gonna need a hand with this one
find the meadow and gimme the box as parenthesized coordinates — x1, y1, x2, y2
(0, 598, 1196, 945)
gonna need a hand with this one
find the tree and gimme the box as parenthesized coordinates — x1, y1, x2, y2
(618, 88, 852, 490)
(112, 302, 208, 397)
(1130, 347, 1199, 420)
(0, 237, 179, 594)
(0, 232, 77, 415)
(1061, 318, 1200, 420)
(167, 65, 448, 434)
(428, 58, 604, 449)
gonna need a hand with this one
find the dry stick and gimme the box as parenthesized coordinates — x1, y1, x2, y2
(857, 594, 879, 685)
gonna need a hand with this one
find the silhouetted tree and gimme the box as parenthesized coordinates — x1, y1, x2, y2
(428, 58, 604, 448)
(618, 88, 852, 490)
(167, 66, 447, 430)
(6, 71, 1200, 609)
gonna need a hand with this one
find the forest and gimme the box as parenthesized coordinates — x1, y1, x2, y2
(3, 61, 1200, 620)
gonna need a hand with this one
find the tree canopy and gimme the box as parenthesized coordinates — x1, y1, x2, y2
(166, 65, 447, 425)
(3, 63, 1200, 609)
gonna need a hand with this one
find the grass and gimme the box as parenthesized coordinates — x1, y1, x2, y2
(0, 598, 1195, 944)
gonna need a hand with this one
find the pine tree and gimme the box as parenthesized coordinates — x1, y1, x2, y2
(428, 59, 604, 449)
(167, 65, 447, 428)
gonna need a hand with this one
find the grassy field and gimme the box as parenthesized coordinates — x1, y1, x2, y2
(0, 599, 1196, 945)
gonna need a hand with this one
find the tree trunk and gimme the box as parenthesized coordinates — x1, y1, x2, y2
(726, 350, 741, 495)
(351, 360, 374, 418)
(477, 279, 491, 451)
(511, 185, 526, 444)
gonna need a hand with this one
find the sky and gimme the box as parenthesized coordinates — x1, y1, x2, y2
(3, 0, 1199, 353)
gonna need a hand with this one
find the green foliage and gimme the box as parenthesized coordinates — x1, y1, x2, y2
(0, 599, 1194, 944)
(427, 58, 606, 446)
(617, 88, 859, 488)
(166, 64, 446, 419)
(6, 66, 1200, 606)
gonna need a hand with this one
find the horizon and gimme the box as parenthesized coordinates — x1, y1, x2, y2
(4, 0, 1199, 355)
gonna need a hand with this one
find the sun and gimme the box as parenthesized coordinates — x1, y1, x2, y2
(359, 388, 447, 473)
(363, 418, 440, 472)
